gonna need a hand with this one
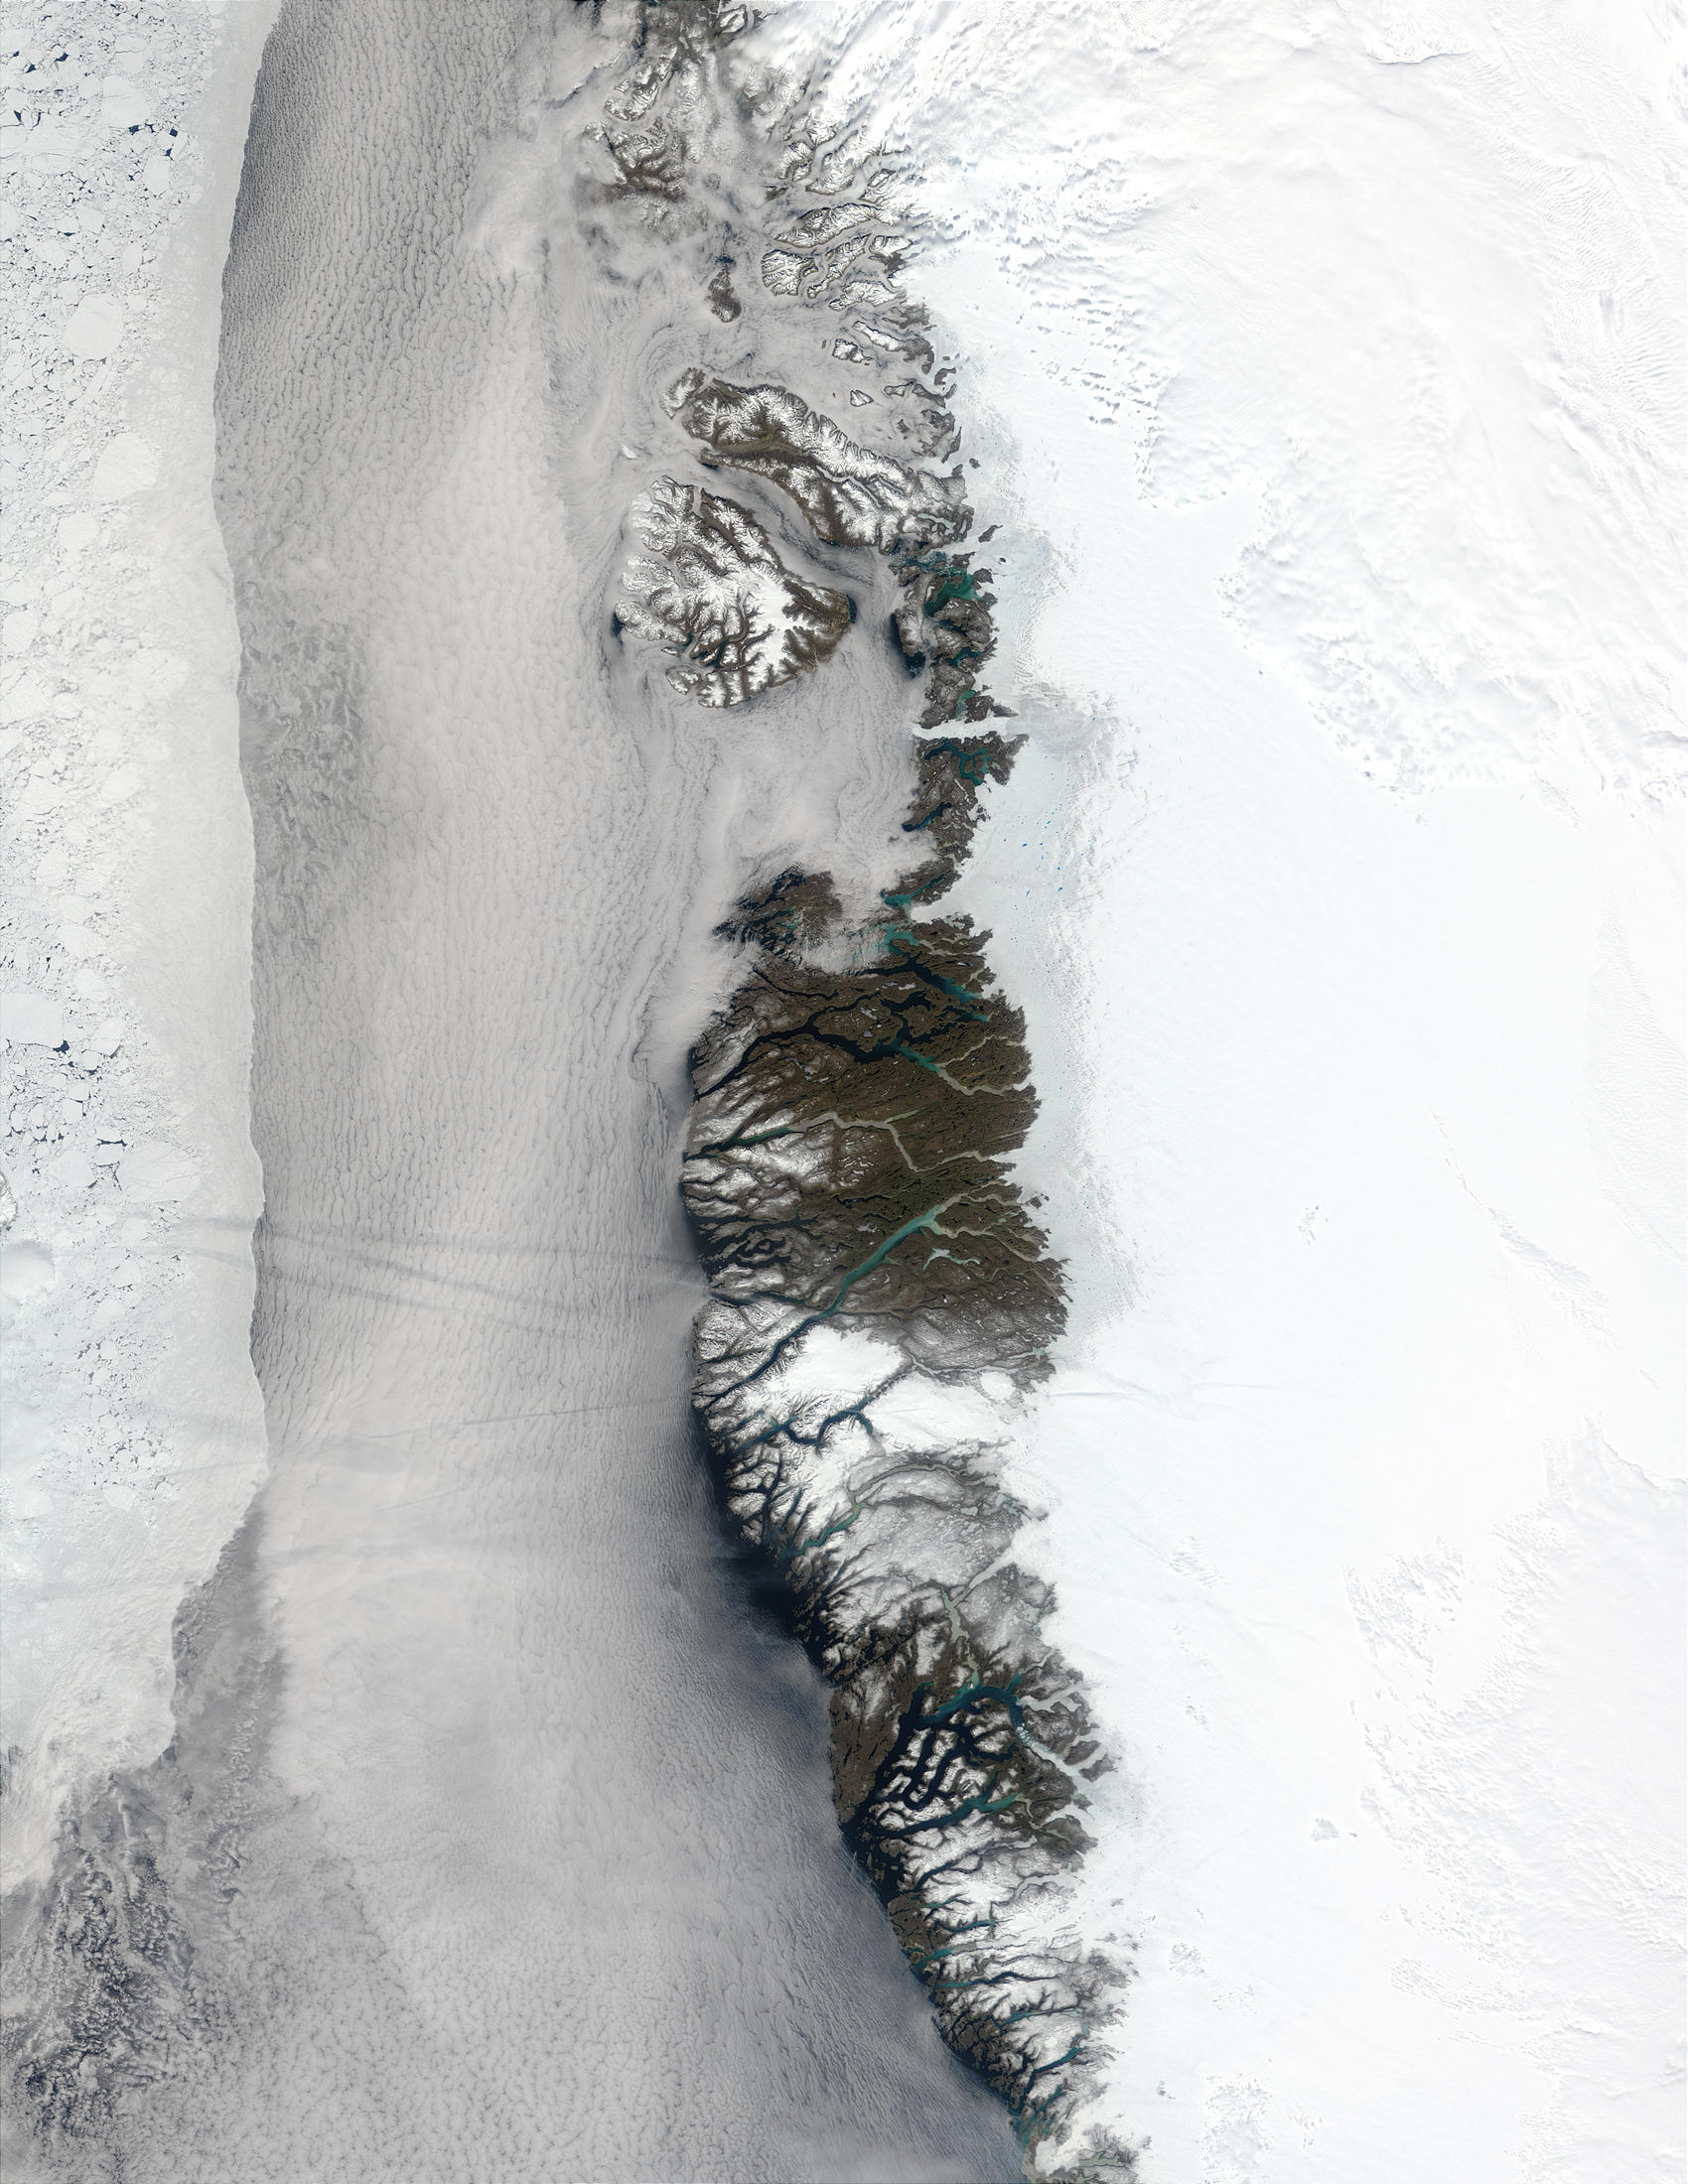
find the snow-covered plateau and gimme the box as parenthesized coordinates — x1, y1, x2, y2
(3, 0, 1681, 2179)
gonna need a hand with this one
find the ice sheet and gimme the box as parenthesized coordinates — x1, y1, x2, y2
(836, 0, 1683, 2172)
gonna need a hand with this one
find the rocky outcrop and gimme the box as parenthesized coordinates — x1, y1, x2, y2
(589, 7, 1130, 2172)
(893, 552, 1018, 728)
(682, 876, 1116, 2159)
(665, 368, 971, 552)
(619, 478, 853, 706)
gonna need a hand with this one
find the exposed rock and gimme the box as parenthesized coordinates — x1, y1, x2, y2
(682, 873, 1116, 2160)
(619, 478, 853, 706)
(665, 368, 970, 551)
(898, 731, 1025, 897)
(586, 10, 1127, 2166)
(686, 915, 1059, 1373)
(706, 261, 742, 322)
(893, 550, 1020, 728)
